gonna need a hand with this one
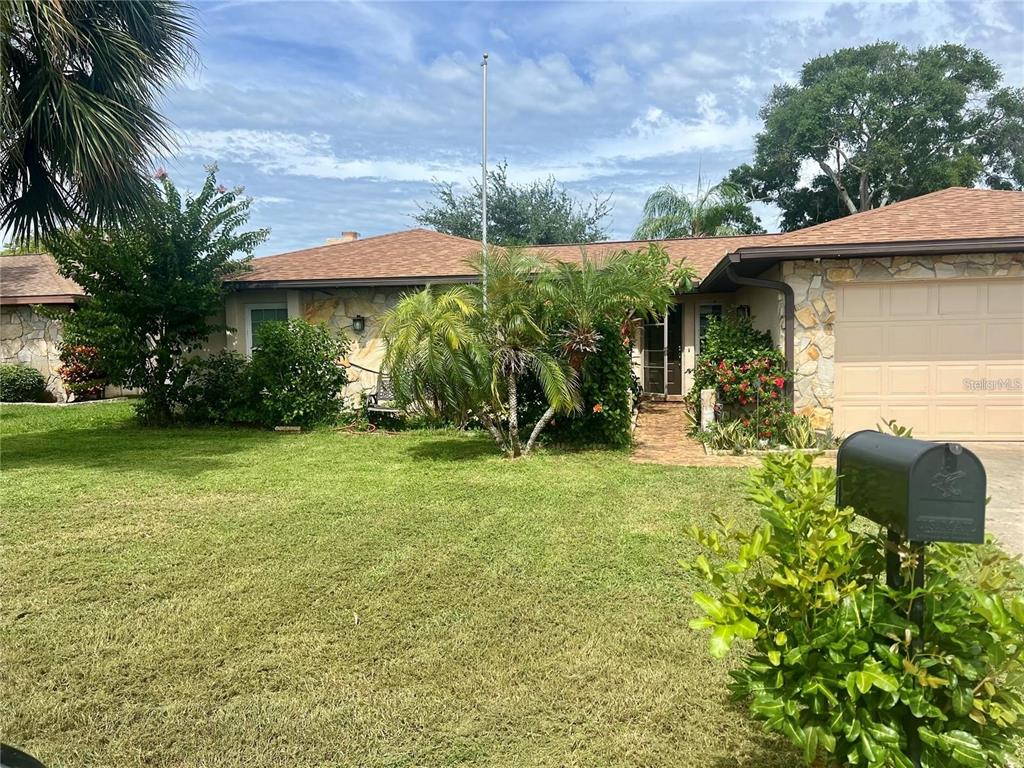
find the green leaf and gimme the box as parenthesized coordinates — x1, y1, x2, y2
(802, 725, 818, 764)
(709, 625, 734, 658)
(693, 592, 727, 622)
(951, 686, 973, 716)
(941, 730, 986, 767)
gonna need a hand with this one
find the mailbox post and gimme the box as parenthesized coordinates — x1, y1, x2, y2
(836, 430, 987, 768)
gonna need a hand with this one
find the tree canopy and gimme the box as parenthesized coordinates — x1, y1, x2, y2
(633, 177, 764, 239)
(414, 162, 612, 245)
(728, 42, 1024, 231)
(1, 0, 196, 240)
(48, 167, 268, 424)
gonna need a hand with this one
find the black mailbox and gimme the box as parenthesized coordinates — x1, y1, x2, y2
(836, 430, 986, 544)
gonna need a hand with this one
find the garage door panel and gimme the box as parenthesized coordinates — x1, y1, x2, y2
(938, 282, 981, 315)
(888, 325, 933, 358)
(987, 321, 1024, 357)
(935, 364, 981, 395)
(837, 326, 885, 361)
(984, 405, 1024, 437)
(890, 283, 930, 316)
(934, 405, 982, 437)
(834, 278, 1024, 441)
(988, 283, 1024, 314)
(935, 323, 984, 359)
(888, 365, 930, 395)
(836, 366, 883, 396)
(841, 285, 883, 318)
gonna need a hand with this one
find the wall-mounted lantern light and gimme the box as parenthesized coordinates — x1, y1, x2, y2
(351, 315, 366, 333)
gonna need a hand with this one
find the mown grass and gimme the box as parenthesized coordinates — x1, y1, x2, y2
(1, 402, 793, 767)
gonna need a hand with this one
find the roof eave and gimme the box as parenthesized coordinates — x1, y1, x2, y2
(697, 236, 1024, 293)
(227, 274, 480, 290)
(0, 294, 83, 306)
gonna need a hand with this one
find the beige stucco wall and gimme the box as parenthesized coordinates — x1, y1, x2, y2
(0, 304, 67, 400)
(782, 252, 1024, 430)
(218, 286, 415, 400)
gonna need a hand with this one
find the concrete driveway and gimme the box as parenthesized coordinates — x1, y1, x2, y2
(963, 442, 1024, 556)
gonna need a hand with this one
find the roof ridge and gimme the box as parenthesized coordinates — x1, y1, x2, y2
(532, 232, 784, 249)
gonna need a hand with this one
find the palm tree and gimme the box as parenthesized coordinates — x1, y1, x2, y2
(383, 246, 680, 457)
(384, 249, 579, 457)
(633, 176, 763, 240)
(1, 0, 197, 240)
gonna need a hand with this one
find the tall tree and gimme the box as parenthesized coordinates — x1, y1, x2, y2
(1, 0, 196, 240)
(633, 176, 764, 239)
(415, 162, 611, 245)
(48, 167, 268, 424)
(728, 42, 1024, 231)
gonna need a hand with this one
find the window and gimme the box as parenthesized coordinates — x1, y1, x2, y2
(246, 304, 288, 353)
(697, 304, 723, 354)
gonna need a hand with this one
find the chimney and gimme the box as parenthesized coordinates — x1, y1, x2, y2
(325, 231, 359, 245)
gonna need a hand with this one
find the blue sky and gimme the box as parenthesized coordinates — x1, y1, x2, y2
(162, 0, 1024, 256)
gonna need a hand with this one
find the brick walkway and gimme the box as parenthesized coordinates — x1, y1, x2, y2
(631, 401, 761, 467)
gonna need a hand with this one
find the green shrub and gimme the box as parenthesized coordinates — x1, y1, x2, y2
(687, 452, 1024, 767)
(690, 311, 791, 442)
(519, 320, 636, 448)
(0, 364, 47, 402)
(178, 352, 254, 424)
(58, 343, 108, 401)
(249, 319, 351, 427)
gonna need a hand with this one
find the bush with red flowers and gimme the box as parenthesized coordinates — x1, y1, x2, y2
(689, 311, 791, 443)
(58, 343, 108, 401)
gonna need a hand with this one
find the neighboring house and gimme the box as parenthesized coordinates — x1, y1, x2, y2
(0, 253, 86, 401)
(217, 187, 1024, 441)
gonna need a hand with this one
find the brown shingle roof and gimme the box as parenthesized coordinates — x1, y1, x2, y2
(0, 253, 85, 305)
(228, 187, 1024, 288)
(763, 187, 1024, 248)
(231, 228, 784, 285)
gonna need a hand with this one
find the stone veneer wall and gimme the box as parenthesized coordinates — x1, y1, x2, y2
(298, 286, 411, 398)
(0, 304, 67, 401)
(782, 252, 1024, 430)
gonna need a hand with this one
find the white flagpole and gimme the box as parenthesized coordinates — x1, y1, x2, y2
(481, 53, 489, 310)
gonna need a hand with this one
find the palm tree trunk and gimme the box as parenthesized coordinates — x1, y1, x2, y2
(523, 406, 556, 455)
(479, 413, 507, 450)
(506, 371, 521, 457)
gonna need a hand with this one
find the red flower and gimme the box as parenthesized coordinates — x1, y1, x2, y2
(722, 384, 730, 391)
(738, 396, 747, 405)
(770, 390, 778, 399)
(773, 376, 785, 388)
(742, 419, 750, 427)
(592, 403, 603, 413)
(759, 374, 768, 383)
(739, 381, 749, 391)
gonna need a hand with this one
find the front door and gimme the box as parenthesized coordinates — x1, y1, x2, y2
(643, 304, 683, 397)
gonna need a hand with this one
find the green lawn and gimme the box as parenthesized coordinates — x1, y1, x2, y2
(1, 402, 793, 768)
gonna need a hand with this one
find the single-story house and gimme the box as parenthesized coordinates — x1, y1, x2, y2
(3, 187, 1022, 439)
(213, 187, 1024, 441)
(0, 253, 87, 400)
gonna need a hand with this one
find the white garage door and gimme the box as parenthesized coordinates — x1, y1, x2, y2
(833, 278, 1024, 441)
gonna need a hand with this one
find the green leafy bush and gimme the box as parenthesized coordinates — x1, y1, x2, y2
(519, 320, 636, 448)
(249, 319, 351, 428)
(0, 364, 47, 402)
(687, 452, 1024, 767)
(178, 352, 254, 425)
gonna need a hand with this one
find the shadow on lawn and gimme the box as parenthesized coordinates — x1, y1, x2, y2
(404, 434, 499, 462)
(0, 422, 271, 477)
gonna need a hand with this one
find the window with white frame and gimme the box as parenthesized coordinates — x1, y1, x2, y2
(697, 304, 723, 355)
(246, 304, 288, 353)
